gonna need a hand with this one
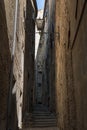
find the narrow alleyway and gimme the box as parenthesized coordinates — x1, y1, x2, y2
(22, 0, 58, 129)
(22, 1, 58, 129)
(0, 0, 87, 130)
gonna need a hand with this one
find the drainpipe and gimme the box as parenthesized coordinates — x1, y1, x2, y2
(7, 0, 19, 129)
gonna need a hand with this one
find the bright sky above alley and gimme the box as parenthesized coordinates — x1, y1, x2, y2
(36, 0, 45, 9)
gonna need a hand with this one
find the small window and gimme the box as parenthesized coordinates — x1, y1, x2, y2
(32, 12, 35, 20)
(75, 0, 78, 19)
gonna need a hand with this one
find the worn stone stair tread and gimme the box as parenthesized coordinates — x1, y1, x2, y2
(24, 124, 57, 128)
(33, 112, 51, 114)
(30, 124, 57, 128)
(23, 104, 57, 128)
(23, 115, 56, 119)
(32, 114, 55, 117)
(24, 120, 56, 124)
(24, 127, 59, 130)
(23, 121, 57, 126)
(33, 117, 56, 120)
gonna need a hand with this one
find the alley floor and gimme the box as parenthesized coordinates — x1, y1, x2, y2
(23, 127, 58, 130)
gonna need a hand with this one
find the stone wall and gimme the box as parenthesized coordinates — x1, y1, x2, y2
(23, 0, 37, 116)
(36, 0, 56, 109)
(4, 0, 26, 129)
(0, 1, 11, 129)
(47, 0, 56, 112)
(13, 1, 26, 129)
(0, 0, 26, 129)
(0, 0, 37, 129)
(55, 0, 87, 130)
(72, 1, 87, 129)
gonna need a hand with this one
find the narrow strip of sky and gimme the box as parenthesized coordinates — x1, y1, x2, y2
(36, 0, 45, 10)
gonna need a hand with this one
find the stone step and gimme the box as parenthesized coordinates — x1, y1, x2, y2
(33, 118, 56, 121)
(33, 110, 49, 113)
(24, 120, 56, 124)
(23, 115, 57, 126)
(24, 114, 56, 121)
(33, 104, 48, 108)
(31, 124, 57, 128)
(32, 113, 54, 116)
(24, 118, 57, 127)
(23, 105, 57, 128)
(24, 122, 57, 128)
(23, 127, 59, 130)
(33, 116, 56, 119)
(33, 108, 48, 111)
(24, 116, 56, 121)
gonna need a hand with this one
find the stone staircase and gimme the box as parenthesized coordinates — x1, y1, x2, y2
(23, 104, 57, 128)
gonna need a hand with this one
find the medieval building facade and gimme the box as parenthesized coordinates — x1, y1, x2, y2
(36, 0, 56, 111)
(55, 0, 87, 130)
(0, 0, 37, 130)
(36, 0, 87, 130)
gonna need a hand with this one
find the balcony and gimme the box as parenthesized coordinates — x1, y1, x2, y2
(36, 18, 44, 31)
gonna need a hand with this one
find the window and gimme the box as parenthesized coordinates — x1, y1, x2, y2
(75, 0, 78, 19)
